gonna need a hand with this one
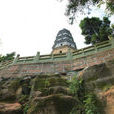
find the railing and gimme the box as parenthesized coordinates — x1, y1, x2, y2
(14, 39, 113, 64)
(0, 38, 114, 68)
(72, 40, 112, 59)
(17, 56, 34, 62)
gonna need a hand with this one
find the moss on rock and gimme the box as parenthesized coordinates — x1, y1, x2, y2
(8, 78, 21, 92)
(27, 94, 75, 114)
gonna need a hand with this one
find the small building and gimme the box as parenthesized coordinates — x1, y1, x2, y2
(52, 28, 77, 54)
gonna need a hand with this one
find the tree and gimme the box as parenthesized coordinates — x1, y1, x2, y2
(58, 0, 114, 23)
(79, 17, 112, 45)
(106, 1, 114, 14)
(110, 24, 114, 37)
(66, 0, 114, 17)
(0, 52, 15, 62)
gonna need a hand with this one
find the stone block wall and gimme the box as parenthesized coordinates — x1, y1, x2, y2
(72, 48, 114, 70)
(0, 48, 114, 78)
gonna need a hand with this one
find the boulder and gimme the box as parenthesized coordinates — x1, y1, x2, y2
(0, 102, 22, 114)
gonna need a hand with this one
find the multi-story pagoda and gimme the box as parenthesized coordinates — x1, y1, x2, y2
(52, 28, 77, 54)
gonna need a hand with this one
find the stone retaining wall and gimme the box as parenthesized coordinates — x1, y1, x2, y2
(0, 48, 114, 78)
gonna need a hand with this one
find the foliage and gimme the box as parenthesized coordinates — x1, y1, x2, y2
(66, 0, 99, 16)
(19, 95, 29, 104)
(32, 77, 47, 91)
(106, 1, 114, 15)
(110, 24, 114, 38)
(69, 75, 85, 114)
(84, 93, 100, 114)
(9, 78, 21, 92)
(69, 75, 101, 114)
(69, 75, 84, 98)
(65, 0, 114, 17)
(33, 76, 68, 91)
(103, 84, 112, 91)
(23, 104, 29, 114)
(0, 52, 15, 62)
(80, 17, 112, 45)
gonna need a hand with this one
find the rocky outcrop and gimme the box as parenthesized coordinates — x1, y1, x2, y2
(0, 102, 22, 114)
(27, 75, 76, 114)
(78, 59, 114, 114)
(99, 86, 114, 114)
(0, 59, 114, 114)
(27, 94, 75, 114)
(78, 59, 114, 89)
(0, 74, 75, 114)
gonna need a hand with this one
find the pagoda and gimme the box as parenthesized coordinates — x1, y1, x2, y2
(52, 28, 77, 54)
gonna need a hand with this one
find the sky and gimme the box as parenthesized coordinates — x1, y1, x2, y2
(0, 0, 113, 56)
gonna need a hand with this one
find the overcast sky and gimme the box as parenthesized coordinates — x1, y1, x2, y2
(0, 0, 113, 56)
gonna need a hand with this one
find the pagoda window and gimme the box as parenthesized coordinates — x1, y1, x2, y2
(60, 51, 62, 53)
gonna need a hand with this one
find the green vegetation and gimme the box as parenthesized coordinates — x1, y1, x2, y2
(69, 75, 102, 114)
(23, 104, 29, 114)
(32, 75, 69, 92)
(106, 1, 114, 15)
(18, 95, 29, 104)
(28, 94, 75, 114)
(80, 17, 112, 45)
(26, 75, 75, 114)
(110, 24, 114, 38)
(65, 0, 114, 17)
(69, 75, 85, 114)
(0, 52, 15, 62)
(32, 76, 50, 91)
(84, 94, 101, 114)
(0, 73, 107, 114)
(8, 78, 21, 92)
(102, 84, 112, 91)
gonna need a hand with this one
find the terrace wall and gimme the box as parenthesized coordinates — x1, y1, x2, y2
(0, 38, 114, 78)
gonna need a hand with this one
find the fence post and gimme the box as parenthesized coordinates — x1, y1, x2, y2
(67, 49, 72, 60)
(81, 49, 85, 56)
(94, 44, 98, 53)
(51, 54, 54, 60)
(111, 37, 114, 48)
(33, 52, 40, 62)
(12, 54, 20, 64)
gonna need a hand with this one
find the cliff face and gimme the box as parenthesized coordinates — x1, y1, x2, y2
(0, 74, 75, 114)
(100, 86, 114, 114)
(0, 59, 114, 114)
(78, 59, 114, 114)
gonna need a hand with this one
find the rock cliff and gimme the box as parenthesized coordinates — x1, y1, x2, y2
(0, 74, 75, 114)
(0, 59, 114, 114)
(78, 59, 114, 114)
